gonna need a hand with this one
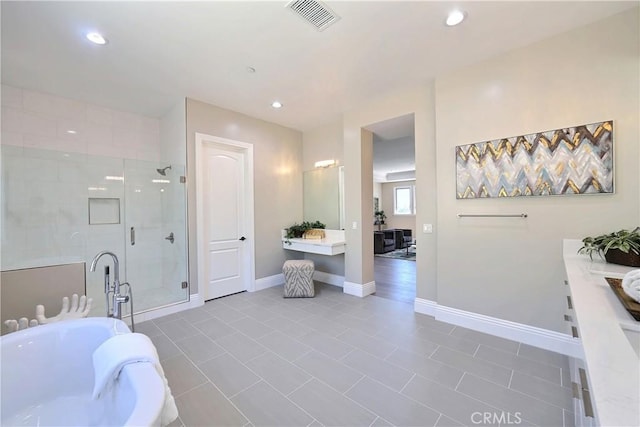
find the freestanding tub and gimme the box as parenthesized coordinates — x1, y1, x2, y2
(1, 317, 165, 426)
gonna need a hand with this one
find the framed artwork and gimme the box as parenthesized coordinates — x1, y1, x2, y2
(456, 120, 613, 199)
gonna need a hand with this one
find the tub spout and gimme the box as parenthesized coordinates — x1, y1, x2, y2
(90, 251, 123, 319)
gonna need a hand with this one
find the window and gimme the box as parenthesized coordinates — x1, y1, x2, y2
(394, 185, 416, 215)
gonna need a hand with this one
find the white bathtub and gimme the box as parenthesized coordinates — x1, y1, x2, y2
(0, 318, 165, 426)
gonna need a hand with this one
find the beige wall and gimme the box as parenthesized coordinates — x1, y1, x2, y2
(302, 119, 343, 172)
(185, 98, 303, 293)
(343, 84, 437, 295)
(434, 11, 639, 331)
(381, 180, 416, 236)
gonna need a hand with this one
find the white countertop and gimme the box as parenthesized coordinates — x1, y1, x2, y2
(563, 239, 640, 427)
(282, 229, 345, 256)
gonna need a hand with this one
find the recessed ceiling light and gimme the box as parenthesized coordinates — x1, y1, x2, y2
(446, 10, 466, 26)
(86, 32, 108, 45)
(66, 130, 77, 134)
(271, 101, 283, 109)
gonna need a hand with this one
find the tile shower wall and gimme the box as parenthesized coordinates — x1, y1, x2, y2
(1, 85, 187, 315)
(1, 84, 161, 160)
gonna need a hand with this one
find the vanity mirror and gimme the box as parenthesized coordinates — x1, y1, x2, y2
(303, 166, 344, 230)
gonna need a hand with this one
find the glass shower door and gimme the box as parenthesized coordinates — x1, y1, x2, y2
(123, 160, 188, 313)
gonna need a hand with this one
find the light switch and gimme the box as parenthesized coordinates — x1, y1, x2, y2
(352, 221, 358, 229)
(423, 224, 433, 233)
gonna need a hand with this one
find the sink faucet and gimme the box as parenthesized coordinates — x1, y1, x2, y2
(89, 251, 129, 320)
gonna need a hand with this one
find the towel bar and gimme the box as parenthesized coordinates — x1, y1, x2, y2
(457, 213, 528, 218)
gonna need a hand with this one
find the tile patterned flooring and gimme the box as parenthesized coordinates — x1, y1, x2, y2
(138, 283, 574, 427)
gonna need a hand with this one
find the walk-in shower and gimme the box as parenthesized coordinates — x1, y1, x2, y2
(0, 146, 189, 321)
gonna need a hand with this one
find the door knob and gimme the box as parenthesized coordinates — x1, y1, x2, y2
(239, 236, 246, 241)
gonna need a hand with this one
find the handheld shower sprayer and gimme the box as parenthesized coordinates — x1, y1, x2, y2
(156, 165, 172, 176)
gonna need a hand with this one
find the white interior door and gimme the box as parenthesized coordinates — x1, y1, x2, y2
(202, 144, 248, 300)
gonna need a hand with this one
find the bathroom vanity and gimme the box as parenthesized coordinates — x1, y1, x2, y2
(562, 239, 639, 427)
(282, 229, 346, 256)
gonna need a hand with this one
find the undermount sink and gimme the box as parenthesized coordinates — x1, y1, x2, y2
(621, 326, 640, 358)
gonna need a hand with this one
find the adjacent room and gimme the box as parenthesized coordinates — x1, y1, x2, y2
(1, 2, 639, 427)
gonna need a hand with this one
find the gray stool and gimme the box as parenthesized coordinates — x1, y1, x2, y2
(283, 260, 315, 298)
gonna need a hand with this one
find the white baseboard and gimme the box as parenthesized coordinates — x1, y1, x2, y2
(313, 271, 344, 287)
(126, 293, 204, 325)
(414, 297, 437, 316)
(344, 280, 376, 297)
(414, 298, 583, 358)
(253, 273, 284, 291)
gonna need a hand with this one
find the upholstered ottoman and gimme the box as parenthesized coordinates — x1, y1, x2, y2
(283, 260, 315, 298)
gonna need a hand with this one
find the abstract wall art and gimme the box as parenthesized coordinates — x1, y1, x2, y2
(456, 120, 613, 199)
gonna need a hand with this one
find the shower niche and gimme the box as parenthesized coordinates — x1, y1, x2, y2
(1, 146, 190, 318)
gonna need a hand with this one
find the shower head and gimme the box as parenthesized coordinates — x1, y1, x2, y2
(156, 165, 172, 176)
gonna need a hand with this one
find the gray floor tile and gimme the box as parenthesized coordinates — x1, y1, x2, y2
(417, 328, 479, 355)
(216, 332, 269, 363)
(150, 333, 182, 361)
(435, 415, 465, 427)
(345, 376, 440, 427)
(180, 307, 214, 324)
(457, 373, 565, 427)
(450, 327, 520, 353)
(297, 314, 350, 337)
(135, 320, 163, 338)
(475, 345, 562, 384)
(162, 354, 208, 396)
(193, 316, 238, 340)
(153, 311, 184, 324)
(176, 382, 248, 427)
(288, 379, 377, 426)
(415, 317, 456, 335)
(564, 409, 576, 427)
(296, 330, 355, 360)
(263, 315, 315, 339)
(336, 328, 398, 359)
(174, 332, 226, 364)
(518, 343, 569, 368)
(275, 305, 316, 322)
(166, 415, 183, 427)
(229, 316, 274, 339)
(386, 348, 463, 389)
(376, 328, 440, 357)
(197, 352, 261, 397)
(293, 350, 364, 393)
(509, 370, 573, 411)
(256, 330, 313, 361)
(370, 416, 394, 426)
(402, 373, 501, 426)
(245, 352, 312, 395)
(157, 318, 201, 341)
(341, 348, 414, 391)
(231, 381, 314, 427)
(431, 346, 512, 387)
(238, 304, 280, 322)
(204, 303, 248, 323)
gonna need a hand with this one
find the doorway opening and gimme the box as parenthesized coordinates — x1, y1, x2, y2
(366, 113, 416, 304)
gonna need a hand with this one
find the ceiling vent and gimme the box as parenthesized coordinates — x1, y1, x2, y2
(286, 0, 340, 31)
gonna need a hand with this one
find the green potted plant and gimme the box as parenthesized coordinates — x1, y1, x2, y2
(578, 227, 640, 267)
(284, 221, 326, 243)
(374, 210, 387, 231)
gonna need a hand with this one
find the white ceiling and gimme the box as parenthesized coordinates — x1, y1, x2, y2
(2, 1, 636, 134)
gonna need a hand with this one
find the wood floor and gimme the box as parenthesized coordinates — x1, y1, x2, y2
(373, 256, 416, 305)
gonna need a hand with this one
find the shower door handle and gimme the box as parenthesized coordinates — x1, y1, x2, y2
(130, 227, 135, 246)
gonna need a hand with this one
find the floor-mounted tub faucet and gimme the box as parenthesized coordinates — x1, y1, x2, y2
(89, 251, 129, 320)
